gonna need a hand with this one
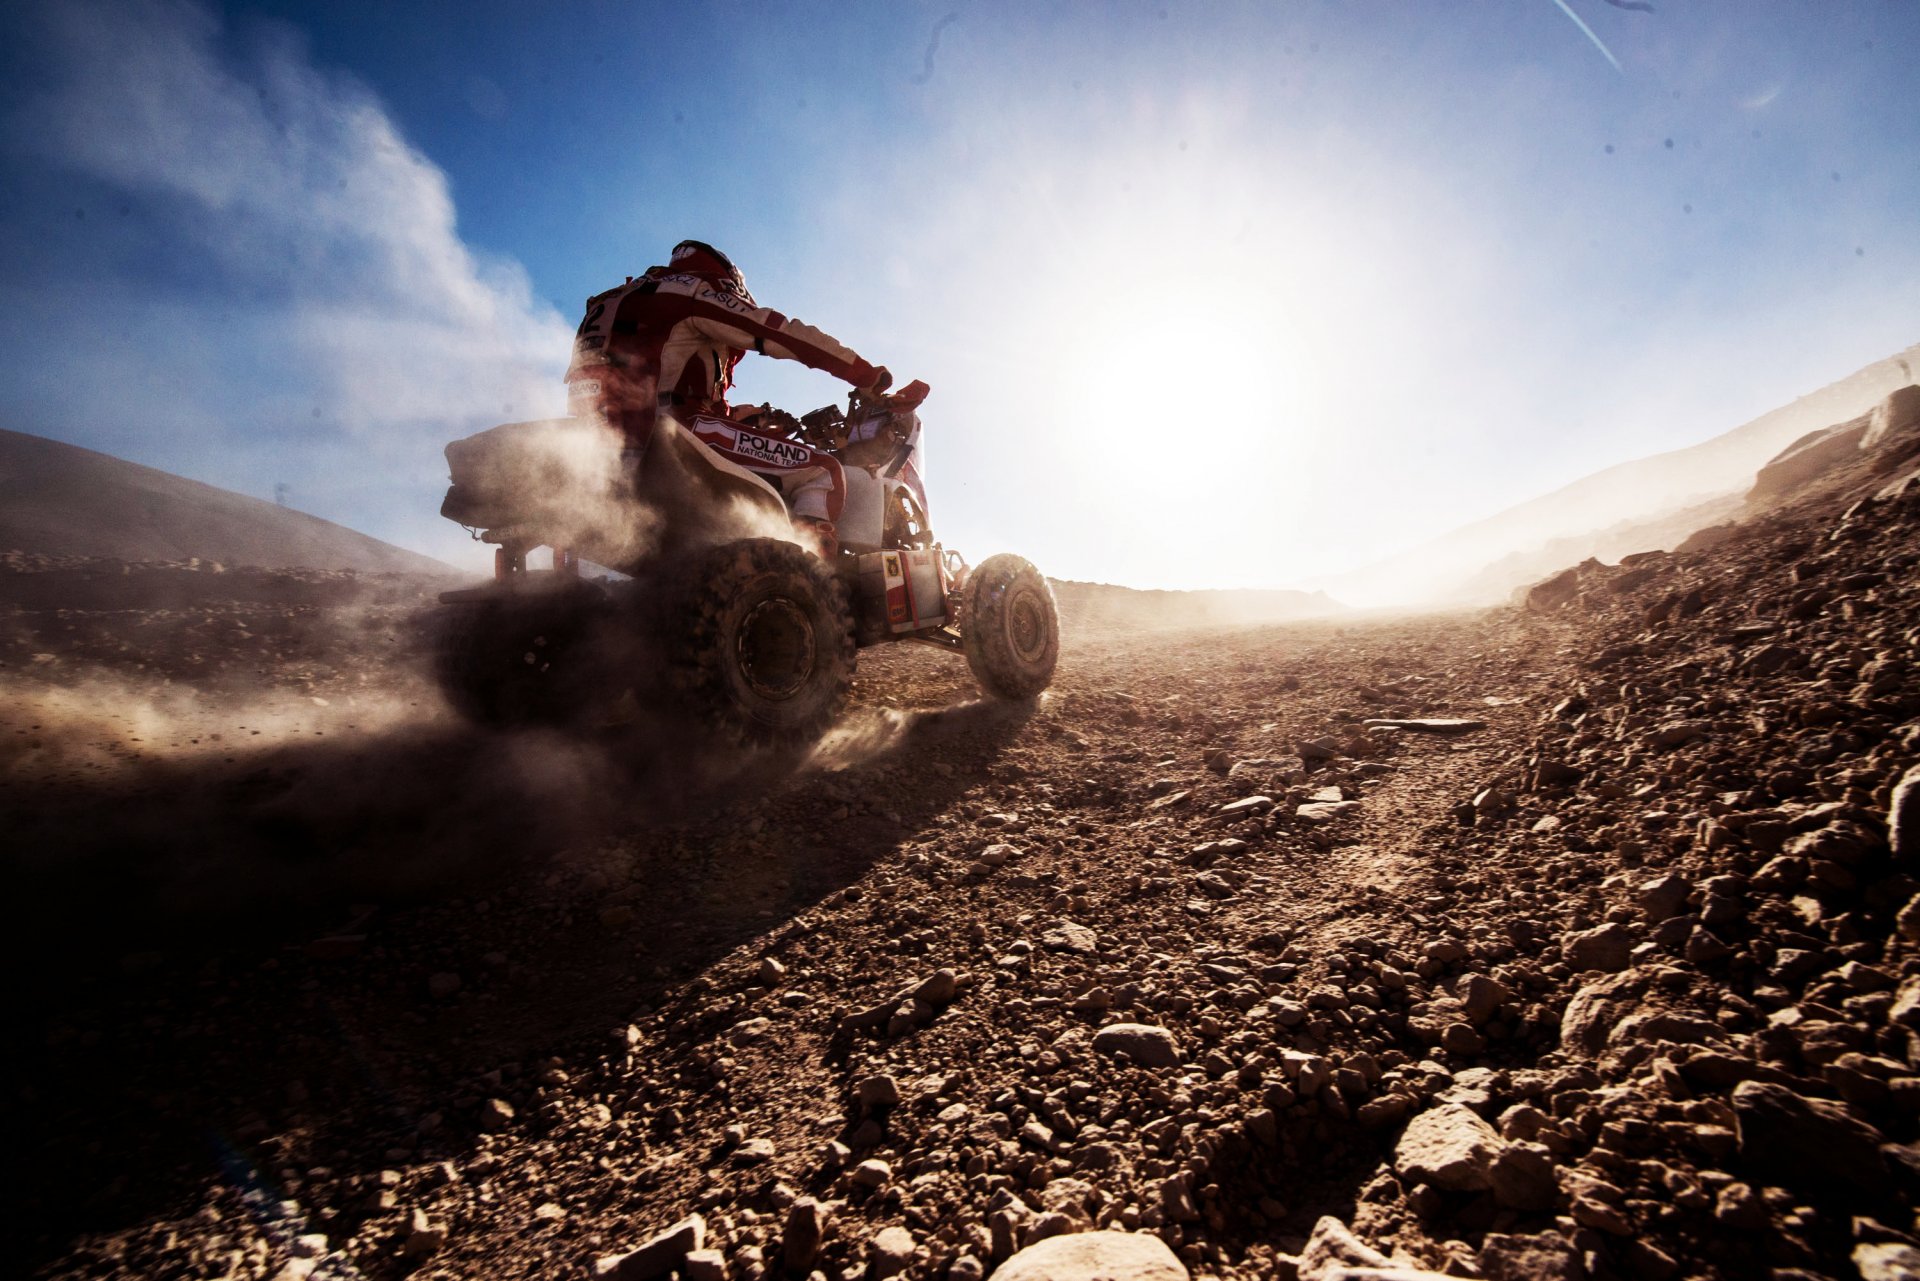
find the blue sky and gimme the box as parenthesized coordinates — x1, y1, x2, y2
(1, 0, 1916, 593)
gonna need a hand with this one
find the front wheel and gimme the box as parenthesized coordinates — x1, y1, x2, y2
(431, 590, 610, 726)
(673, 538, 856, 747)
(961, 553, 1059, 700)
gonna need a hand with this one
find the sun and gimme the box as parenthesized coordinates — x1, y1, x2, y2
(1046, 286, 1300, 509)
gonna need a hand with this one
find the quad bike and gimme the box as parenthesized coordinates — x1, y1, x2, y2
(429, 383, 1059, 745)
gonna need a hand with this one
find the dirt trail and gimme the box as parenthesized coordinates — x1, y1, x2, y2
(7, 489, 1920, 1281)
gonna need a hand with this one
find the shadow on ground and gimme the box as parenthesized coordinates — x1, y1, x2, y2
(6, 693, 1035, 1269)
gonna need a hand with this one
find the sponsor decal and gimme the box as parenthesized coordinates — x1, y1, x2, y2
(568, 379, 602, 400)
(729, 429, 815, 469)
(696, 283, 758, 316)
(884, 553, 901, 578)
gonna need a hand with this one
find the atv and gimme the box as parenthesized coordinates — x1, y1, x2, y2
(429, 383, 1059, 745)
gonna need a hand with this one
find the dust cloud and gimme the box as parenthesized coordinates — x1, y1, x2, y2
(1, 615, 808, 970)
(445, 414, 803, 572)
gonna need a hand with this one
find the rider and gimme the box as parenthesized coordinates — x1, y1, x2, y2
(565, 240, 891, 555)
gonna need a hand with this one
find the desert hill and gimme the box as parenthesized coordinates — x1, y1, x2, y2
(0, 428, 451, 575)
(1330, 342, 1920, 606)
(1049, 579, 1342, 631)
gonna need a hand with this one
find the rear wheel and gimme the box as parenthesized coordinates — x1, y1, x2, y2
(431, 590, 610, 726)
(674, 538, 855, 746)
(961, 554, 1059, 700)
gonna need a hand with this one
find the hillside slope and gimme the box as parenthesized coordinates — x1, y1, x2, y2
(0, 429, 451, 574)
(1329, 342, 1919, 606)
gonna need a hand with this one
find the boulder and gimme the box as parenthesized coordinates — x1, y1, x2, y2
(1561, 969, 1652, 1055)
(1092, 1023, 1182, 1068)
(1676, 523, 1737, 555)
(869, 1226, 917, 1279)
(1750, 415, 1873, 501)
(1862, 384, 1920, 453)
(593, 1215, 707, 1280)
(992, 1231, 1188, 1281)
(1297, 1216, 1390, 1276)
(1477, 1233, 1585, 1281)
(1393, 1104, 1505, 1192)
(1525, 567, 1581, 611)
(1731, 1080, 1888, 1196)
(1856, 1242, 1920, 1281)
(1891, 765, 1920, 864)
(1562, 922, 1635, 972)
(1360, 718, 1486, 735)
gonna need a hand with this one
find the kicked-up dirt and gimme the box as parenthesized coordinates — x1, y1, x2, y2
(5, 469, 1920, 1281)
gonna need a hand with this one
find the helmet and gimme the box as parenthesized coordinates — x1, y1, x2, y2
(669, 239, 753, 302)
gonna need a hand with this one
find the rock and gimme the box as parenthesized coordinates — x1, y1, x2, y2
(1676, 523, 1737, 555)
(1295, 800, 1361, 823)
(1218, 795, 1274, 817)
(992, 1231, 1188, 1281)
(1893, 977, 1920, 1029)
(1561, 969, 1651, 1055)
(1477, 1232, 1584, 1281)
(1158, 1172, 1198, 1222)
(1361, 718, 1485, 734)
(1855, 1242, 1920, 1281)
(727, 1017, 772, 1046)
(1297, 1216, 1390, 1275)
(1457, 973, 1508, 1024)
(1472, 786, 1516, 817)
(756, 956, 787, 986)
(782, 1198, 828, 1273)
(1731, 1079, 1888, 1195)
(1899, 895, 1920, 943)
(1635, 874, 1692, 923)
(1298, 737, 1341, 760)
(479, 1097, 515, 1131)
(979, 843, 1021, 867)
(681, 1250, 726, 1281)
(1862, 383, 1920, 452)
(427, 972, 461, 999)
(593, 1214, 707, 1280)
(401, 1209, 446, 1258)
(913, 968, 959, 1004)
(851, 1158, 892, 1189)
(1091, 1023, 1182, 1068)
(1393, 1104, 1505, 1192)
(731, 1137, 775, 1164)
(1712, 1181, 1768, 1230)
(1647, 720, 1711, 749)
(1526, 567, 1581, 611)
(1893, 766, 1920, 863)
(1751, 415, 1872, 501)
(1562, 922, 1635, 972)
(1042, 921, 1099, 953)
(1488, 1141, 1557, 1211)
(869, 1225, 917, 1278)
(857, 1075, 902, 1109)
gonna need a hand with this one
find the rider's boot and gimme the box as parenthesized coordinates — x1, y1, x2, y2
(793, 516, 839, 560)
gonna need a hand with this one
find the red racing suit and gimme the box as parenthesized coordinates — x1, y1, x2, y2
(564, 266, 884, 442)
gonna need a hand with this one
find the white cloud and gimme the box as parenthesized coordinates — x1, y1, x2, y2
(5, 0, 570, 563)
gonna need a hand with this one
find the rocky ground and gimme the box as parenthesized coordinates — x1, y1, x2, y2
(6, 463, 1920, 1281)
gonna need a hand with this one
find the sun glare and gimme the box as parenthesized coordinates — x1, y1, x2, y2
(1044, 285, 1303, 529)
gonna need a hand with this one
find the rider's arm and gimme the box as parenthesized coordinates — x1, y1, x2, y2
(670, 282, 887, 389)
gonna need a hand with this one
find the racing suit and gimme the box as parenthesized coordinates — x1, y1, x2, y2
(564, 260, 883, 534)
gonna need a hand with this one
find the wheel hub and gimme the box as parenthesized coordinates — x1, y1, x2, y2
(1008, 591, 1048, 663)
(737, 598, 817, 700)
